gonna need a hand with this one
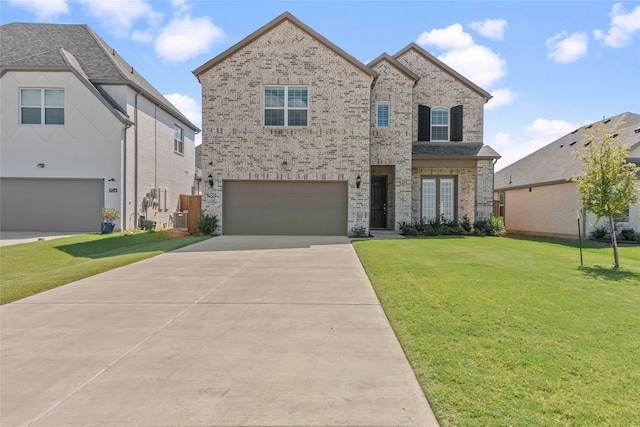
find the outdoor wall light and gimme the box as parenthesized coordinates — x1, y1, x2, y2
(208, 174, 214, 187)
(356, 175, 362, 189)
(36, 163, 45, 168)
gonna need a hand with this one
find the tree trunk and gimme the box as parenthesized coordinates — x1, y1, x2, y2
(609, 214, 620, 268)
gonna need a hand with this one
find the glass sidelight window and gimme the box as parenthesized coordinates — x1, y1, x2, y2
(422, 177, 456, 221)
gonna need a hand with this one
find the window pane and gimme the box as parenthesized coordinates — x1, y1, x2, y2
(21, 89, 41, 107)
(265, 109, 284, 126)
(440, 179, 454, 221)
(432, 126, 448, 141)
(44, 89, 64, 107)
(288, 87, 308, 108)
(288, 109, 307, 127)
(432, 108, 448, 125)
(265, 87, 284, 108)
(21, 107, 41, 124)
(377, 102, 389, 128)
(45, 108, 64, 124)
(174, 125, 183, 140)
(422, 179, 436, 221)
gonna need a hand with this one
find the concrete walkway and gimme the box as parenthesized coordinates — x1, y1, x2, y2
(1, 235, 439, 426)
(0, 231, 84, 246)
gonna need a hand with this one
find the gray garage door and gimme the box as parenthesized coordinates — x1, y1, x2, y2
(223, 180, 348, 235)
(0, 178, 103, 232)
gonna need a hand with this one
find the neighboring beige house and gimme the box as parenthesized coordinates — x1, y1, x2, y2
(494, 112, 640, 238)
(194, 12, 499, 236)
(1, 23, 199, 232)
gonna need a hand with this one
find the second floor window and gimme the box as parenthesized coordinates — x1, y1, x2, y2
(418, 105, 463, 142)
(431, 107, 449, 141)
(174, 125, 184, 154)
(264, 86, 308, 127)
(376, 101, 389, 128)
(20, 88, 64, 125)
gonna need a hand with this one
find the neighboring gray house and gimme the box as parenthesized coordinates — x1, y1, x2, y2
(194, 12, 499, 236)
(494, 112, 640, 238)
(0, 23, 199, 232)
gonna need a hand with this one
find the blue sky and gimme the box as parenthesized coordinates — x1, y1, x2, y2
(2, 0, 639, 170)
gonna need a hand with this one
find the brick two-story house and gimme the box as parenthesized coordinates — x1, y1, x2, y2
(194, 12, 499, 236)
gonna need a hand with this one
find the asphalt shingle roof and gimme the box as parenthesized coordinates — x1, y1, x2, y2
(494, 112, 640, 190)
(1, 22, 198, 131)
(412, 144, 500, 159)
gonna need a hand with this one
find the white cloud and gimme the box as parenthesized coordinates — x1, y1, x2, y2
(438, 45, 506, 88)
(8, 0, 69, 20)
(486, 88, 517, 110)
(546, 31, 589, 63)
(155, 15, 224, 62)
(74, 0, 162, 37)
(165, 93, 202, 145)
(165, 93, 201, 126)
(493, 119, 581, 171)
(417, 23, 507, 89)
(131, 29, 154, 43)
(470, 18, 507, 40)
(417, 23, 474, 50)
(594, 3, 640, 48)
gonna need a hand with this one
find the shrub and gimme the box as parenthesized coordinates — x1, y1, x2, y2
(351, 226, 368, 238)
(590, 225, 609, 240)
(460, 214, 473, 233)
(197, 211, 218, 235)
(489, 215, 506, 236)
(619, 227, 640, 242)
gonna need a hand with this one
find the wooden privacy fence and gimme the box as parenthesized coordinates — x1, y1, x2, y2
(178, 194, 201, 234)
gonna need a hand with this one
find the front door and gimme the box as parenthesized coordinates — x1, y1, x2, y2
(370, 176, 387, 228)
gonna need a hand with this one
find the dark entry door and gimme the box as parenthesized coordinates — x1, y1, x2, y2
(370, 176, 387, 228)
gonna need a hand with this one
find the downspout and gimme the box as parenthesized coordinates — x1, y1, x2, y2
(154, 105, 158, 195)
(122, 123, 131, 231)
(134, 90, 142, 229)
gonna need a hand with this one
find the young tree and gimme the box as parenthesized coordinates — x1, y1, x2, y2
(572, 121, 640, 268)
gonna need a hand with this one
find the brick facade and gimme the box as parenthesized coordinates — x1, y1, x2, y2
(195, 13, 499, 235)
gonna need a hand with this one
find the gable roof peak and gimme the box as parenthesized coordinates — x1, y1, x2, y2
(367, 53, 419, 82)
(394, 42, 492, 100)
(193, 11, 375, 80)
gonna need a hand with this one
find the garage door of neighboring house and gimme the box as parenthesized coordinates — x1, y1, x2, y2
(223, 180, 348, 235)
(0, 178, 104, 232)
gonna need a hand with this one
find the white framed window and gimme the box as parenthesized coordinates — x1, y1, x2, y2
(174, 125, 184, 154)
(376, 101, 389, 128)
(264, 85, 308, 127)
(431, 107, 449, 142)
(422, 176, 457, 221)
(20, 88, 64, 125)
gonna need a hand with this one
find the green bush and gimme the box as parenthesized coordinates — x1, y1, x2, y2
(619, 227, 640, 242)
(351, 226, 368, 238)
(460, 214, 473, 233)
(590, 225, 609, 240)
(197, 210, 218, 235)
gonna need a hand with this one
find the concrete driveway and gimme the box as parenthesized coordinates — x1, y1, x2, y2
(1, 235, 439, 426)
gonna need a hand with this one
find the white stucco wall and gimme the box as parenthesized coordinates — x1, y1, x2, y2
(1, 70, 124, 227)
(108, 86, 196, 229)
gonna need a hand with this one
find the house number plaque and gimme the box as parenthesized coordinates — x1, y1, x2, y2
(109, 188, 118, 193)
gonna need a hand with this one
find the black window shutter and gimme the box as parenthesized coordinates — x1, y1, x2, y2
(451, 105, 463, 141)
(418, 105, 430, 141)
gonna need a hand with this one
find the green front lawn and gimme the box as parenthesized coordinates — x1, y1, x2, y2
(1, 231, 208, 304)
(353, 236, 640, 426)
